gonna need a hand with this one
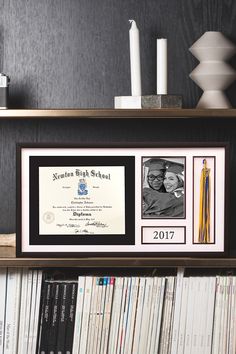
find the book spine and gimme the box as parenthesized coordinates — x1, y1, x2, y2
(205, 276, 216, 354)
(132, 277, 146, 353)
(21, 269, 33, 354)
(38, 281, 53, 354)
(27, 269, 38, 353)
(79, 276, 93, 354)
(47, 282, 61, 354)
(97, 277, 108, 354)
(0, 268, 7, 354)
(153, 277, 166, 353)
(190, 277, 202, 354)
(101, 277, 115, 354)
(211, 276, 223, 353)
(227, 276, 236, 354)
(17, 268, 29, 354)
(31, 270, 43, 354)
(197, 277, 209, 353)
(86, 277, 98, 354)
(149, 277, 162, 353)
(108, 277, 124, 354)
(177, 277, 190, 354)
(64, 282, 78, 354)
(125, 277, 139, 354)
(56, 282, 69, 354)
(159, 276, 172, 354)
(72, 276, 85, 354)
(170, 268, 184, 354)
(183, 276, 197, 353)
(99, 277, 110, 354)
(146, 277, 158, 354)
(139, 277, 154, 354)
(116, 277, 129, 354)
(4, 268, 22, 354)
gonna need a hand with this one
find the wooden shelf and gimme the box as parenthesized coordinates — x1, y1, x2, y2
(0, 108, 236, 119)
(1, 255, 236, 268)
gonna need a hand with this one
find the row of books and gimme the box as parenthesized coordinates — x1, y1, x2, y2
(0, 268, 236, 353)
(0, 268, 42, 354)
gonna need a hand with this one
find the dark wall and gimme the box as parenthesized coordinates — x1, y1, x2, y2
(1, 1, 236, 256)
(1, 0, 236, 109)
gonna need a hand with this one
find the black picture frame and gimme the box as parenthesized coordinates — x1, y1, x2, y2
(16, 142, 229, 257)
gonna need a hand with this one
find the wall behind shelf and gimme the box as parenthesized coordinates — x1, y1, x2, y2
(1, 0, 236, 108)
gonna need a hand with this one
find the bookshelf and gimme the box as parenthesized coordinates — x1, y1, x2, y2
(0, 109, 235, 353)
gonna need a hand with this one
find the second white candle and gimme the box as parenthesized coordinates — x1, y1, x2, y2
(157, 38, 167, 95)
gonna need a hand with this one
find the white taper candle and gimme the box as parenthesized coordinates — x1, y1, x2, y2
(129, 20, 142, 96)
(157, 38, 167, 94)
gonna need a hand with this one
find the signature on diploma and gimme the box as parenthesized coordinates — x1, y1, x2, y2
(85, 221, 108, 228)
(57, 223, 81, 228)
(75, 229, 89, 233)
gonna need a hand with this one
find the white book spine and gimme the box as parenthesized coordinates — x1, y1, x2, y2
(86, 276, 98, 354)
(31, 270, 43, 354)
(96, 277, 108, 354)
(218, 276, 226, 353)
(170, 268, 184, 354)
(153, 277, 166, 354)
(4, 268, 22, 354)
(116, 277, 129, 354)
(183, 276, 197, 353)
(165, 276, 176, 354)
(177, 277, 189, 354)
(146, 277, 158, 354)
(199, 277, 210, 352)
(193, 277, 208, 354)
(159, 276, 175, 354)
(79, 276, 93, 354)
(149, 277, 163, 354)
(92, 277, 104, 354)
(100, 277, 114, 354)
(0, 268, 7, 354)
(17, 268, 29, 354)
(211, 276, 223, 353)
(222, 276, 230, 353)
(204, 277, 216, 354)
(72, 276, 85, 354)
(21, 269, 33, 354)
(132, 277, 146, 354)
(108, 277, 124, 354)
(138, 277, 154, 354)
(191, 277, 203, 354)
(27, 269, 38, 353)
(120, 277, 132, 354)
(228, 276, 236, 354)
(125, 277, 139, 354)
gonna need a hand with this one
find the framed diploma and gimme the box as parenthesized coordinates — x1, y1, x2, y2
(17, 143, 228, 257)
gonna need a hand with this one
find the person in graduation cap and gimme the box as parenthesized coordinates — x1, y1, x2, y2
(162, 162, 184, 217)
(143, 159, 184, 218)
(143, 158, 167, 217)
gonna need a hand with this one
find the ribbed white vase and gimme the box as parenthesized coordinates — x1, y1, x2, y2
(189, 31, 236, 108)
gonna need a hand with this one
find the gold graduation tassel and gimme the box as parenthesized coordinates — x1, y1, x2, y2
(198, 159, 211, 243)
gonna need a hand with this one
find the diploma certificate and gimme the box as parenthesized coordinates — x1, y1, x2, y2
(39, 166, 126, 235)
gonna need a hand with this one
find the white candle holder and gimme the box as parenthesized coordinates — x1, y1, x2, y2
(114, 95, 182, 109)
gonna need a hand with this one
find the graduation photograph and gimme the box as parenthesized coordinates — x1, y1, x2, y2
(142, 157, 185, 219)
